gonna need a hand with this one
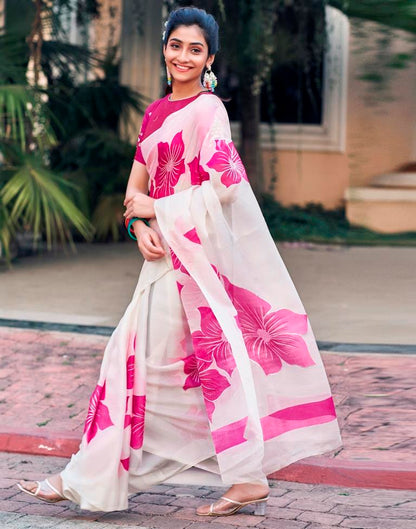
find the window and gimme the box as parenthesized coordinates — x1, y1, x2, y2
(226, 7, 349, 152)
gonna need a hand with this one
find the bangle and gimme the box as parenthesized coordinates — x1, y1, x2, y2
(126, 217, 150, 241)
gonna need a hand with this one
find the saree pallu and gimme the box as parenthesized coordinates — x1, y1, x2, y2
(60, 93, 342, 511)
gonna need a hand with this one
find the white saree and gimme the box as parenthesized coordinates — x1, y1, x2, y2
(60, 92, 342, 511)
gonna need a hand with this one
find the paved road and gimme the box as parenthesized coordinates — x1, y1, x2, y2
(1, 453, 415, 529)
(1, 242, 415, 344)
(1, 326, 414, 465)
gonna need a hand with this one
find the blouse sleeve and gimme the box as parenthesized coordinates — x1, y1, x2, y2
(133, 106, 152, 165)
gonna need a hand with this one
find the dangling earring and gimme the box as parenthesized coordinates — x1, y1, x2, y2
(166, 66, 172, 87)
(203, 65, 217, 92)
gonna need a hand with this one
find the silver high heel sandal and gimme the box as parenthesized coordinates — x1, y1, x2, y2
(197, 494, 269, 516)
(17, 478, 66, 504)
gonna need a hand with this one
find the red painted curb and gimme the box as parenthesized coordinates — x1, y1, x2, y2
(2, 429, 415, 491)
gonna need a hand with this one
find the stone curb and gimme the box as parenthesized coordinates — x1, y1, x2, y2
(1, 318, 415, 353)
(2, 428, 415, 492)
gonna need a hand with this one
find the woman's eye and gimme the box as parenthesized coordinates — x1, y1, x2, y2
(170, 43, 179, 49)
(191, 48, 202, 53)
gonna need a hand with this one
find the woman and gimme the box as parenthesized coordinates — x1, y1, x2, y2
(17, 7, 342, 517)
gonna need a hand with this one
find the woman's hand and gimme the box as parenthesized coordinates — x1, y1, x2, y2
(123, 193, 155, 220)
(133, 221, 165, 261)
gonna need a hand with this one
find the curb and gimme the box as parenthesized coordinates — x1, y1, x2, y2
(2, 429, 415, 491)
(1, 319, 415, 353)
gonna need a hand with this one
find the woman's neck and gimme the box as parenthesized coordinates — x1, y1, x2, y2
(170, 81, 205, 101)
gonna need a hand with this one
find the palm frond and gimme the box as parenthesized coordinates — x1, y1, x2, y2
(1, 155, 94, 250)
(0, 196, 13, 265)
(0, 85, 57, 151)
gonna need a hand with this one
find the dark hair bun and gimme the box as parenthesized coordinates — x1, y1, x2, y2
(163, 7, 219, 55)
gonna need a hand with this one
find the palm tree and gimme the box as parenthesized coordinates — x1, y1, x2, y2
(0, 0, 145, 264)
(0, 0, 93, 263)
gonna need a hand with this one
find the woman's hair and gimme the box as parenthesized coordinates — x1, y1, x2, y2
(163, 7, 219, 55)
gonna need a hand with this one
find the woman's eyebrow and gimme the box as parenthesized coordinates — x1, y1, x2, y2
(169, 37, 205, 46)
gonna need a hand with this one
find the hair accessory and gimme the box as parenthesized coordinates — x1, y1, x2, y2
(203, 66, 217, 92)
(126, 217, 150, 241)
(166, 66, 172, 87)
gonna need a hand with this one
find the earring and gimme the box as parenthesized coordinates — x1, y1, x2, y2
(166, 66, 172, 87)
(203, 66, 217, 92)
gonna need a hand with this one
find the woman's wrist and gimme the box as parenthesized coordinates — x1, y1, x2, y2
(126, 217, 149, 241)
(133, 219, 149, 237)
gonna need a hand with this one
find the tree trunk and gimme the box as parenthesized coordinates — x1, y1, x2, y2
(239, 80, 264, 203)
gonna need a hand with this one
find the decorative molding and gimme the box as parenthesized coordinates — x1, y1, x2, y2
(231, 6, 350, 153)
(345, 187, 416, 202)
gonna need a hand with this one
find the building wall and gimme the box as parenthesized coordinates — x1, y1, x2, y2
(263, 19, 415, 209)
(263, 150, 349, 209)
(346, 23, 416, 187)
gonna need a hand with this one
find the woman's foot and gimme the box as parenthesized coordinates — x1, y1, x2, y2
(17, 473, 66, 503)
(196, 482, 269, 516)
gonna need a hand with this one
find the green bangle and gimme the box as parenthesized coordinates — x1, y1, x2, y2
(127, 217, 150, 241)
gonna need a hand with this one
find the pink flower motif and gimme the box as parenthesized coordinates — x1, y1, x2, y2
(182, 354, 201, 390)
(189, 155, 210, 185)
(120, 458, 130, 471)
(183, 228, 201, 244)
(124, 395, 131, 428)
(130, 395, 146, 449)
(192, 307, 236, 375)
(206, 140, 248, 187)
(223, 276, 315, 376)
(181, 353, 230, 421)
(170, 249, 189, 275)
(84, 381, 114, 443)
(150, 131, 185, 198)
(126, 355, 135, 390)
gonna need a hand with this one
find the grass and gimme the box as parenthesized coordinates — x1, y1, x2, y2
(261, 195, 416, 246)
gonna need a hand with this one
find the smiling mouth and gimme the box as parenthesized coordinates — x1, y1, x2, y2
(173, 64, 192, 72)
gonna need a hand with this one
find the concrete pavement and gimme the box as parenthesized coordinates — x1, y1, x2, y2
(1, 452, 416, 529)
(1, 242, 415, 344)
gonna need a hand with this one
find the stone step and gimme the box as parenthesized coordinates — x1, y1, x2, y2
(344, 186, 416, 233)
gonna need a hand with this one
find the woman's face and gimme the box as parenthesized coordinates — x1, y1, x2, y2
(164, 24, 214, 87)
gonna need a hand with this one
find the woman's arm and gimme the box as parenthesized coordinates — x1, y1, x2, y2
(124, 160, 165, 260)
(124, 160, 155, 219)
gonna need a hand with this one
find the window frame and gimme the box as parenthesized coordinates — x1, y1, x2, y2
(230, 7, 349, 153)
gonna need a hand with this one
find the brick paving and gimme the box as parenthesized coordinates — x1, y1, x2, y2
(1, 453, 415, 529)
(1, 327, 415, 464)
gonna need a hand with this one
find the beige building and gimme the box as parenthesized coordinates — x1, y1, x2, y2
(73, 1, 416, 233)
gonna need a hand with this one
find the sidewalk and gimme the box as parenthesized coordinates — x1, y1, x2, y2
(1, 452, 416, 529)
(0, 326, 414, 490)
(1, 242, 415, 344)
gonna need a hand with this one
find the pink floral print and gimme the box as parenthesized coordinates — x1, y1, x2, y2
(126, 355, 135, 390)
(206, 139, 248, 187)
(189, 154, 210, 185)
(170, 249, 189, 275)
(150, 131, 185, 198)
(124, 394, 146, 449)
(120, 457, 130, 471)
(182, 353, 230, 420)
(130, 395, 146, 449)
(84, 381, 114, 443)
(191, 307, 236, 375)
(183, 228, 201, 245)
(222, 276, 315, 375)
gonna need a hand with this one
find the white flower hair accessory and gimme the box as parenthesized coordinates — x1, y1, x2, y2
(162, 20, 168, 41)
